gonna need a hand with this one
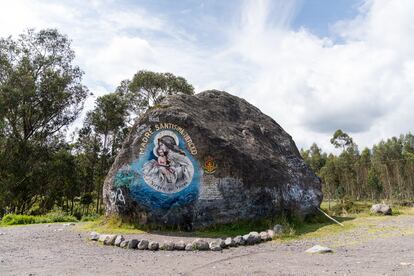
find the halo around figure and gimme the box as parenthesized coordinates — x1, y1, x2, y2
(153, 130, 180, 157)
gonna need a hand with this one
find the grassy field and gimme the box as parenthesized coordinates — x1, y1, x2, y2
(276, 202, 414, 244)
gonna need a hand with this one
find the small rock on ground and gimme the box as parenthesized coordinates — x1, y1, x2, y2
(260, 231, 271, 241)
(98, 235, 108, 243)
(305, 245, 333, 254)
(174, 241, 186, 250)
(114, 235, 124, 247)
(137, 240, 149, 250)
(89, 232, 100, 241)
(370, 203, 392, 215)
(224, 237, 236, 247)
(128, 239, 139, 249)
(233, 235, 245, 246)
(192, 239, 209, 250)
(185, 243, 195, 251)
(267, 229, 275, 239)
(273, 224, 283, 235)
(120, 240, 129, 248)
(148, 241, 159, 251)
(161, 241, 175, 251)
(243, 232, 260, 245)
(209, 240, 223, 251)
(103, 235, 117, 246)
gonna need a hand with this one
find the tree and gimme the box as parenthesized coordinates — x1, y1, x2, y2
(330, 129, 354, 151)
(0, 29, 88, 214)
(367, 168, 383, 201)
(319, 154, 340, 208)
(78, 92, 129, 213)
(127, 70, 194, 113)
(308, 143, 326, 174)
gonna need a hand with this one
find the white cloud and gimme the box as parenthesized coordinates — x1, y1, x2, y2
(221, 0, 414, 151)
(1, 0, 413, 152)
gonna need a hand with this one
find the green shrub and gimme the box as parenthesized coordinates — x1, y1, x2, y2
(45, 211, 77, 222)
(81, 214, 100, 222)
(1, 214, 37, 225)
(1, 212, 77, 225)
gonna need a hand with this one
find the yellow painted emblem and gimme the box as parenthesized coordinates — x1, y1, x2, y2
(203, 156, 217, 174)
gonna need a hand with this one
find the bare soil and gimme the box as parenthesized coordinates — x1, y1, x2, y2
(1, 215, 414, 275)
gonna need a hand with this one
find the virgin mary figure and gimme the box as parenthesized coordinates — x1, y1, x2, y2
(142, 133, 194, 193)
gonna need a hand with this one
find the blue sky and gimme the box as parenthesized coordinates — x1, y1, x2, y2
(294, 0, 361, 36)
(1, 0, 413, 152)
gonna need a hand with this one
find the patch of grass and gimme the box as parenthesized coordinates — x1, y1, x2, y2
(0, 211, 77, 226)
(390, 205, 414, 216)
(328, 201, 372, 216)
(79, 216, 146, 235)
(271, 210, 355, 241)
(193, 211, 343, 239)
(80, 214, 101, 222)
(321, 200, 414, 216)
(193, 218, 273, 238)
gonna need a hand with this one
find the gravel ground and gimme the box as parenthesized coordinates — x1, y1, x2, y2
(1, 215, 414, 276)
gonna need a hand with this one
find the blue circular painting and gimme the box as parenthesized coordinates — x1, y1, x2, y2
(113, 128, 201, 210)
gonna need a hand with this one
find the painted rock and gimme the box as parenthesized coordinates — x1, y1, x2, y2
(103, 90, 322, 229)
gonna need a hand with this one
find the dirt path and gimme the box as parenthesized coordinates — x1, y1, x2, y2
(1, 215, 414, 275)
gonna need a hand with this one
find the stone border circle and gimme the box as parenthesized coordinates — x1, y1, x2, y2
(89, 224, 283, 252)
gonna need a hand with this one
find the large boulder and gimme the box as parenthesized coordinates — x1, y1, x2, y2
(370, 203, 392, 215)
(103, 90, 322, 229)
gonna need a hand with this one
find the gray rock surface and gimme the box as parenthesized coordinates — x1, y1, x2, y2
(103, 235, 117, 246)
(218, 239, 226, 248)
(89, 232, 100, 241)
(243, 232, 261, 245)
(193, 239, 209, 251)
(233, 235, 245, 246)
(259, 231, 271, 241)
(161, 241, 175, 251)
(137, 239, 149, 250)
(267, 230, 275, 239)
(224, 237, 236, 247)
(114, 235, 124, 246)
(103, 90, 322, 229)
(119, 240, 129, 248)
(174, 240, 186, 250)
(273, 224, 283, 235)
(370, 204, 392, 215)
(184, 243, 195, 251)
(128, 239, 139, 249)
(209, 240, 223, 251)
(148, 241, 159, 251)
(98, 235, 108, 243)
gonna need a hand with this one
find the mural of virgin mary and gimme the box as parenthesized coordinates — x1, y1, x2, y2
(142, 132, 194, 194)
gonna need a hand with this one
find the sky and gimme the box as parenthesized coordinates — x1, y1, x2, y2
(1, 0, 413, 152)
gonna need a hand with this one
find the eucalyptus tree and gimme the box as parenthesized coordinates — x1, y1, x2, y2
(0, 29, 88, 214)
(79, 92, 129, 213)
(127, 70, 194, 114)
